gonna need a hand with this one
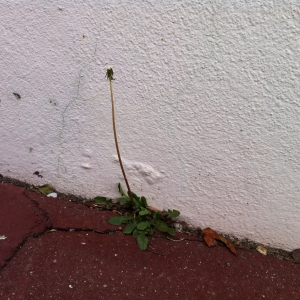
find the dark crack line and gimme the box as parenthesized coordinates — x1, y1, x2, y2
(0, 235, 32, 273)
(23, 190, 52, 231)
(146, 248, 166, 256)
(47, 227, 123, 235)
(21, 191, 125, 237)
(0, 190, 53, 274)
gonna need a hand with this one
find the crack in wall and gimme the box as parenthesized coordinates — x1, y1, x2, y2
(57, 68, 83, 176)
(59, 69, 83, 141)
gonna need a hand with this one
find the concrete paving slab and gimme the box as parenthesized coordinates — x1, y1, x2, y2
(1, 231, 300, 299)
(0, 183, 299, 299)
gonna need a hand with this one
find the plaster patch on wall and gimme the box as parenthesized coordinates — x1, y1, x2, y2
(81, 163, 91, 169)
(113, 155, 164, 185)
(81, 149, 93, 169)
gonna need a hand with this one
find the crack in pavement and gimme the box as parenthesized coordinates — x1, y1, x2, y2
(23, 189, 52, 231)
(0, 190, 52, 273)
(0, 236, 31, 273)
(0, 190, 126, 273)
(0, 188, 202, 274)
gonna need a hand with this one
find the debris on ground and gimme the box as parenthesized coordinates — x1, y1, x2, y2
(38, 184, 54, 195)
(202, 227, 237, 256)
(47, 192, 58, 198)
(292, 249, 300, 263)
(256, 245, 268, 256)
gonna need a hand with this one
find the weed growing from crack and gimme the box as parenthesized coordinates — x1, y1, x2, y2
(95, 183, 180, 250)
(96, 68, 180, 250)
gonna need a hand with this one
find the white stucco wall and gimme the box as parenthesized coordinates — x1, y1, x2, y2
(1, 1, 299, 251)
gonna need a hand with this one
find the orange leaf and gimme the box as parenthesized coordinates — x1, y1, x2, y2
(202, 227, 220, 238)
(202, 227, 220, 247)
(202, 227, 238, 256)
(218, 236, 238, 256)
(203, 235, 217, 247)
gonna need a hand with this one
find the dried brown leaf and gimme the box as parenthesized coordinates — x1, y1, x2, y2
(202, 227, 219, 247)
(203, 235, 217, 247)
(218, 236, 238, 256)
(202, 227, 220, 238)
(202, 227, 238, 256)
(147, 206, 161, 213)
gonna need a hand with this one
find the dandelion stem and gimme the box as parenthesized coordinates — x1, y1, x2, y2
(107, 68, 134, 207)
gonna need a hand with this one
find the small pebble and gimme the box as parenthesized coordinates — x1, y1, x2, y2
(256, 245, 268, 256)
(174, 223, 183, 232)
(226, 263, 230, 267)
(47, 193, 57, 198)
(292, 249, 300, 263)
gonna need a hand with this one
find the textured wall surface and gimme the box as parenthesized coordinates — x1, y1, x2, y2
(1, 1, 299, 251)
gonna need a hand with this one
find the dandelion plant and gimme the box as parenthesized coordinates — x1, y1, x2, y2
(96, 68, 180, 250)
